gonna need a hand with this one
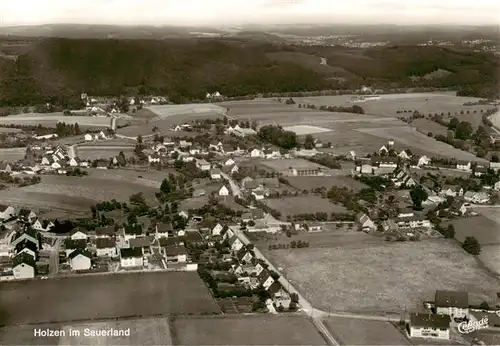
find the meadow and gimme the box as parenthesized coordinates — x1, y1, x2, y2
(0, 113, 112, 127)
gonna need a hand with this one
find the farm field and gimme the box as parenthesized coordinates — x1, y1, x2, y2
(356, 126, 484, 161)
(265, 196, 346, 219)
(259, 158, 327, 174)
(78, 138, 136, 147)
(283, 125, 331, 135)
(0, 113, 112, 127)
(76, 147, 134, 160)
(261, 239, 500, 314)
(292, 93, 486, 117)
(0, 272, 220, 326)
(0, 147, 25, 162)
(147, 104, 226, 119)
(287, 176, 368, 192)
(0, 127, 22, 133)
(325, 317, 410, 345)
(0, 190, 95, 212)
(171, 315, 326, 345)
(410, 118, 449, 137)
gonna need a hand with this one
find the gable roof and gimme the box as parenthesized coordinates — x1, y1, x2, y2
(410, 312, 451, 329)
(120, 247, 143, 258)
(18, 208, 34, 218)
(68, 248, 92, 260)
(435, 290, 468, 309)
(95, 226, 115, 236)
(165, 244, 187, 256)
(70, 227, 88, 236)
(64, 238, 87, 250)
(129, 236, 153, 248)
(124, 225, 143, 235)
(15, 239, 38, 254)
(0, 204, 11, 212)
(96, 238, 116, 249)
(156, 223, 173, 233)
(12, 252, 36, 267)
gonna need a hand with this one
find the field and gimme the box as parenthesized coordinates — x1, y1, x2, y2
(410, 118, 449, 137)
(147, 104, 226, 119)
(261, 238, 500, 314)
(171, 315, 326, 345)
(452, 208, 500, 276)
(76, 147, 135, 160)
(325, 317, 410, 345)
(356, 126, 484, 161)
(77, 138, 136, 147)
(0, 147, 25, 162)
(0, 272, 220, 326)
(0, 113, 112, 127)
(265, 196, 346, 219)
(0, 127, 22, 133)
(283, 125, 332, 135)
(259, 158, 327, 174)
(0, 169, 166, 212)
(287, 176, 368, 192)
(292, 92, 487, 117)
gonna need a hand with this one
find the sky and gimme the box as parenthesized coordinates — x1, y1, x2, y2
(1, 0, 499, 26)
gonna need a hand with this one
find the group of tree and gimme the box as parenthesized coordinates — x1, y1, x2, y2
(306, 154, 341, 169)
(257, 125, 297, 150)
(55, 122, 82, 137)
(300, 103, 364, 114)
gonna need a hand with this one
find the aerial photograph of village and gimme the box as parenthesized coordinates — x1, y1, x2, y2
(0, 0, 499, 345)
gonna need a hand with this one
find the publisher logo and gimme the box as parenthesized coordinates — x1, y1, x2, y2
(458, 317, 489, 334)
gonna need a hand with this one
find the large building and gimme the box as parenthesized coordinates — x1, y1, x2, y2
(409, 313, 451, 340)
(435, 290, 469, 320)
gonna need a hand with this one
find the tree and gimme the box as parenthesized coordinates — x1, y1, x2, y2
(410, 185, 428, 210)
(455, 121, 473, 140)
(492, 154, 500, 163)
(303, 134, 315, 150)
(462, 236, 481, 255)
(479, 301, 489, 311)
(137, 135, 143, 144)
(443, 224, 455, 239)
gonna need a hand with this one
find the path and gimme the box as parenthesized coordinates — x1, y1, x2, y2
(221, 172, 242, 198)
(68, 145, 76, 158)
(49, 237, 62, 276)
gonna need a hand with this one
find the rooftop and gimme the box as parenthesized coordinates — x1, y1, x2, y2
(410, 312, 451, 329)
(435, 290, 468, 308)
(120, 247, 143, 258)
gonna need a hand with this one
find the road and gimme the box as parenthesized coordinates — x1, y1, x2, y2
(68, 145, 76, 158)
(221, 172, 242, 198)
(115, 133, 155, 140)
(49, 237, 63, 276)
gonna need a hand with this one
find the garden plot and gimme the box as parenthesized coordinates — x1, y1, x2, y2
(265, 196, 346, 219)
(283, 125, 332, 135)
(262, 239, 500, 314)
(356, 126, 485, 161)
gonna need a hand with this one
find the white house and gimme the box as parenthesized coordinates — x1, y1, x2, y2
(435, 290, 469, 320)
(490, 161, 500, 171)
(51, 161, 62, 170)
(212, 223, 224, 236)
(210, 169, 222, 180)
(148, 153, 161, 163)
(495, 181, 500, 191)
(224, 158, 235, 166)
(155, 223, 172, 239)
(356, 213, 376, 232)
(18, 209, 37, 223)
(456, 161, 472, 172)
(68, 157, 80, 167)
(69, 228, 88, 241)
(417, 155, 431, 167)
(378, 145, 388, 155)
(68, 249, 92, 271)
(251, 190, 265, 200)
(120, 248, 144, 268)
(464, 191, 490, 204)
(218, 185, 230, 196)
(164, 245, 187, 263)
(398, 150, 411, 160)
(96, 238, 117, 257)
(0, 205, 15, 220)
(12, 254, 35, 279)
(250, 148, 263, 158)
(196, 159, 211, 171)
(396, 215, 431, 229)
(229, 236, 244, 252)
(409, 313, 450, 340)
(84, 133, 93, 141)
(178, 210, 189, 219)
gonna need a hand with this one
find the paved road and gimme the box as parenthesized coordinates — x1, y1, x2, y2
(221, 172, 242, 198)
(49, 237, 63, 276)
(110, 117, 117, 131)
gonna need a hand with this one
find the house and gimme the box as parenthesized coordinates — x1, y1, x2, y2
(222, 164, 239, 175)
(495, 181, 500, 191)
(41, 155, 54, 166)
(51, 161, 62, 170)
(222, 144, 241, 156)
(378, 145, 389, 155)
(156, 223, 172, 239)
(409, 313, 450, 340)
(196, 159, 211, 171)
(18, 209, 37, 223)
(356, 213, 376, 232)
(474, 166, 488, 177)
(212, 223, 224, 236)
(10, 229, 40, 251)
(396, 215, 431, 229)
(68, 157, 81, 167)
(435, 290, 469, 319)
(440, 186, 464, 197)
(229, 235, 244, 252)
(241, 177, 258, 190)
(456, 161, 472, 172)
(464, 191, 490, 204)
(236, 248, 253, 263)
(68, 249, 92, 271)
(250, 148, 263, 158)
(372, 157, 397, 169)
(148, 153, 161, 163)
(398, 150, 411, 160)
(257, 269, 275, 290)
(210, 169, 222, 180)
(120, 248, 144, 268)
(96, 161, 108, 169)
(14, 240, 38, 260)
(0, 204, 15, 220)
(64, 238, 87, 257)
(289, 165, 323, 177)
(123, 225, 143, 241)
(218, 185, 230, 196)
(96, 238, 117, 257)
(164, 244, 187, 263)
(417, 155, 431, 167)
(224, 158, 235, 166)
(178, 210, 189, 219)
(129, 237, 153, 255)
(450, 201, 467, 216)
(12, 253, 36, 279)
(232, 127, 257, 138)
(251, 190, 265, 200)
(69, 227, 88, 241)
(0, 162, 12, 173)
(84, 133, 93, 141)
(95, 226, 115, 238)
(490, 161, 500, 172)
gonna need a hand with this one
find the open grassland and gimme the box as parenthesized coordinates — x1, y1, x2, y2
(0, 272, 220, 326)
(265, 196, 346, 219)
(147, 104, 226, 119)
(282, 125, 332, 135)
(171, 315, 326, 345)
(325, 317, 410, 345)
(78, 138, 136, 147)
(292, 93, 486, 117)
(260, 158, 325, 174)
(0, 147, 25, 162)
(287, 176, 368, 192)
(410, 118, 449, 136)
(0, 113, 112, 127)
(0, 127, 22, 133)
(356, 126, 484, 161)
(76, 147, 134, 160)
(262, 239, 499, 314)
(0, 170, 164, 212)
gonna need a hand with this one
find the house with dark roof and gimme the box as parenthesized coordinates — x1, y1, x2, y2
(96, 238, 117, 257)
(12, 252, 36, 279)
(129, 236, 153, 255)
(95, 226, 115, 238)
(409, 312, 451, 340)
(164, 244, 187, 263)
(120, 248, 144, 268)
(14, 240, 38, 260)
(64, 238, 87, 257)
(68, 249, 92, 271)
(155, 223, 173, 239)
(123, 224, 143, 241)
(17, 209, 37, 223)
(0, 204, 15, 220)
(70, 227, 88, 241)
(10, 228, 40, 251)
(435, 290, 469, 319)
